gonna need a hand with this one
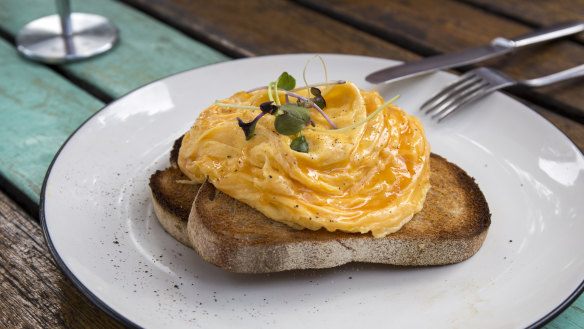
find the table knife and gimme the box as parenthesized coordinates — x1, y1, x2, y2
(365, 20, 584, 84)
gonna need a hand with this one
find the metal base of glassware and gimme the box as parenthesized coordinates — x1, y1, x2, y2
(16, 13, 118, 64)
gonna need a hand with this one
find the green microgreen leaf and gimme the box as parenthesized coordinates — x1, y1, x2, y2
(276, 72, 296, 90)
(228, 59, 354, 153)
(287, 90, 336, 128)
(312, 95, 326, 109)
(274, 103, 310, 135)
(309, 87, 326, 109)
(296, 99, 308, 107)
(237, 118, 256, 140)
(237, 112, 265, 140)
(281, 103, 310, 123)
(310, 87, 321, 96)
(290, 135, 309, 153)
(260, 101, 278, 114)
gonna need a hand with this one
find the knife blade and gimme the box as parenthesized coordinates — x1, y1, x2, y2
(365, 20, 584, 84)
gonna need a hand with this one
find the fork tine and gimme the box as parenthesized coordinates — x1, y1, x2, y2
(420, 72, 479, 112)
(433, 85, 491, 122)
(425, 78, 488, 116)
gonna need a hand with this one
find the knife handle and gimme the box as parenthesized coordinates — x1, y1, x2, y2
(503, 20, 584, 48)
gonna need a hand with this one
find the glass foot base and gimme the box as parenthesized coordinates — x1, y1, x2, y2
(16, 13, 118, 64)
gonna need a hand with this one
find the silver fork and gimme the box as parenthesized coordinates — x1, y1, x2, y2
(420, 64, 584, 122)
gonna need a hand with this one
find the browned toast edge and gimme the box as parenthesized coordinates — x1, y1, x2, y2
(149, 137, 491, 273)
(186, 154, 490, 273)
(149, 166, 200, 248)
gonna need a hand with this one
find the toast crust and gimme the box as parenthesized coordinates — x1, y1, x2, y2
(186, 153, 490, 273)
(149, 167, 200, 247)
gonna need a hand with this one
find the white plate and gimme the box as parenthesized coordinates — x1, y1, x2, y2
(41, 54, 584, 329)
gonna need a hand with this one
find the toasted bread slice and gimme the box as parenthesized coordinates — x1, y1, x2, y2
(188, 153, 490, 273)
(149, 136, 200, 247)
(149, 137, 490, 273)
(150, 167, 199, 247)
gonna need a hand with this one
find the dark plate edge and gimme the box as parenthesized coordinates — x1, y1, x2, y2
(37, 56, 247, 329)
(519, 91, 584, 329)
(37, 53, 584, 329)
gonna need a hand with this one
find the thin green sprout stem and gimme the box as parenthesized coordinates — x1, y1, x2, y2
(302, 55, 328, 86)
(215, 102, 260, 110)
(291, 80, 345, 92)
(303, 55, 328, 100)
(247, 80, 344, 94)
(272, 82, 281, 106)
(267, 83, 275, 103)
(309, 95, 400, 133)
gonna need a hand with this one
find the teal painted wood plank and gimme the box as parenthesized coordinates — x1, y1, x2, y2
(0, 0, 229, 204)
(0, 38, 104, 204)
(0, 0, 230, 99)
(546, 298, 584, 329)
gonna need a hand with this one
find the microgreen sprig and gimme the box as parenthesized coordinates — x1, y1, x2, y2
(215, 57, 399, 153)
(246, 79, 345, 94)
(231, 70, 341, 153)
(235, 101, 278, 140)
(286, 90, 336, 129)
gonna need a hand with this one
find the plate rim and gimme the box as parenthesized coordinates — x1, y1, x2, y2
(39, 53, 584, 329)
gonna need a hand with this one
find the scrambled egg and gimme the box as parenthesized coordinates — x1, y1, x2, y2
(178, 82, 430, 238)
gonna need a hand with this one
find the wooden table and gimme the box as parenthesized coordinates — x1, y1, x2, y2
(0, 0, 582, 327)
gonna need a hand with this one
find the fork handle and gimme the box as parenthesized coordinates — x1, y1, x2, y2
(504, 21, 584, 48)
(522, 64, 584, 88)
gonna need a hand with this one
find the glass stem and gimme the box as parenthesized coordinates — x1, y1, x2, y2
(56, 0, 72, 37)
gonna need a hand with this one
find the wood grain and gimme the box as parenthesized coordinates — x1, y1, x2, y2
(462, 0, 584, 43)
(516, 98, 584, 152)
(0, 38, 103, 206)
(0, 0, 229, 206)
(120, 0, 418, 61)
(0, 0, 229, 99)
(294, 0, 584, 121)
(0, 190, 123, 328)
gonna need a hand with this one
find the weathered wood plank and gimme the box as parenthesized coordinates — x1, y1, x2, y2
(121, 0, 419, 61)
(0, 0, 230, 207)
(0, 0, 230, 99)
(462, 0, 584, 43)
(546, 303, 584, 329)
(294, 0, 584, 121)
(0, 38, 103, 207)
(543, 298, 584, 329)
(0, 190, 124, 328)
